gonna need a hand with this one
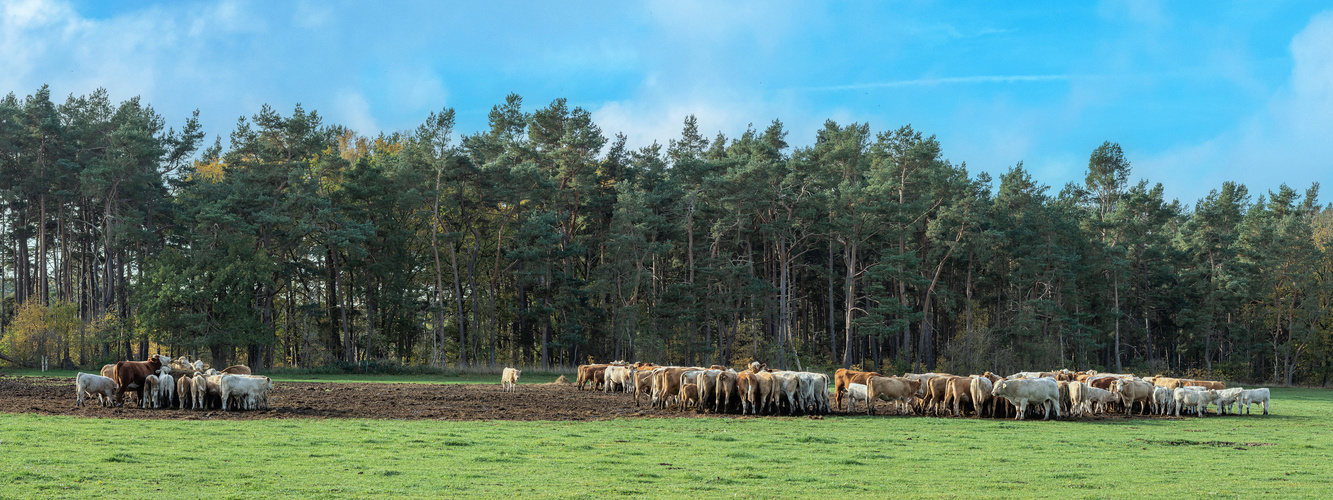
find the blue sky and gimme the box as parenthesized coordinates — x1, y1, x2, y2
(3, 0, 1330, 206)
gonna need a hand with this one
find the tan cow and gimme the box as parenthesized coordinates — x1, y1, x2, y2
(1183, 379, 1226, 390)
(1113, 378, 1156, 416)
(944, 376, 975, 417)
(715, 370, 740, 413)
(970, 376, 995, 418)
(863, 376, 922, 415)
(834, 369, 882, 411)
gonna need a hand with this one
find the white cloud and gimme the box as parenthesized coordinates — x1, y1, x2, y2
(334, 90, 378, 135)
(1136, 11, 1333, 204)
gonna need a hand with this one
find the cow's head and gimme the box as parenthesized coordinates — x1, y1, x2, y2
(991, 380, 1008, 395)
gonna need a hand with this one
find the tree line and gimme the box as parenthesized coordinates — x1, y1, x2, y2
(1, 86, 1329, 385)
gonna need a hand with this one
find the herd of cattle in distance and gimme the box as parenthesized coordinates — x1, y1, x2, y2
(72, 355, 273, 412)
(575, 362, 1274, 420)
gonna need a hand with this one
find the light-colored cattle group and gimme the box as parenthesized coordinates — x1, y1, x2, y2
(576, 362, 1273, 420)
(577, 361, 831, 415)
(77, 355, 271, 412)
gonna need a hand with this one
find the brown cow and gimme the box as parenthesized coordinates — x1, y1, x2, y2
(681, 383, 701, 409)
(113, 355, 166, 406)
(1183, 379, 1226, 390)
(737, 371, 759, 414)
(576, 364, 608, 391)
(864, 376, 922, 415)
(1153, 377, 1184, 390)
(924, 375, 956, 416)
(715, 370, 739, 413)
(632, 368, 657, 407)
(221, 364, 252, 375)
(944, 376, 975, 417)
(653, 367, 690, 409)
(834, 369, 882, 411)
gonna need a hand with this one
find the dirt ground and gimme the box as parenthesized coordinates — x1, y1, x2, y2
(0, 374, 1185, 422)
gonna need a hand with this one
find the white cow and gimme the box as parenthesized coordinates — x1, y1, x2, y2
(1173, 388, 1218, 417)
(991, 378, 1061, 420)
(1214, 388, 1245, 415)
(1152, 386, 1173, 415)
(75, 372, 118, 407)
(157, 373, 176, 409)
(220, 374, 272, 410)
(971, 376, 995, 418)
(1239, 388, 1270, 415)
(142, 375, 161, 409)
(846, 383, 869, 412)
(603, 365, 635, 393)
(501, 367, 521, 392)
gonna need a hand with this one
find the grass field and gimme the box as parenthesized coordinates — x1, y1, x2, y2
(2, 387, 1329, 499)
(3, 368, 568, 385)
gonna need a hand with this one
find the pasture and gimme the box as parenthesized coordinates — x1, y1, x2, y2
(1, 375, 1330, 498)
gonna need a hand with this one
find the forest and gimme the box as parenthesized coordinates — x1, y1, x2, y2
(0, 86, 1329, 385)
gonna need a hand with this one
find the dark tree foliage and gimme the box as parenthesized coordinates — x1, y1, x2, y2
(1, 87, 1330, 385)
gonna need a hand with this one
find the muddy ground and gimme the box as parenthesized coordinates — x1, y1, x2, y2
(0, 374, 1191, 422)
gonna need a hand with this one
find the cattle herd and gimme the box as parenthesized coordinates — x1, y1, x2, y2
(574, 362, 1273, 420)
(73, 355, 272, 412)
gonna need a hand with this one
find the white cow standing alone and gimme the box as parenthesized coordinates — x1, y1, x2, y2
(501, 367, 521, 392)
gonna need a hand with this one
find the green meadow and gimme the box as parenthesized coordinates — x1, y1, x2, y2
(2, 388, 1329, 499)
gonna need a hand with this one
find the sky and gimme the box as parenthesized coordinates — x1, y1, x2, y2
(2, 0, 1331, 206)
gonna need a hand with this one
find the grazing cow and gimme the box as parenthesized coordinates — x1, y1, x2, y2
(1068, 381, 1088, 417)
(576, 364, 608, 391)
(834, 369, 882, 411)
(970, 376, 995, 418)
(158, 373, 176, 409)
(991, 378, 1061, 420)
(695, 369, 723, 413)
(944, 376, 975, 417)
(604, 365, 634, 393)
(1057, 381, 1071, 415)
(681, 383, 701, 409)
(773, 372, 802, 415)
(501, 367, 521, 392)
(75, 372, 118, 407)
(192, 375, 210, 410)
(737, 371, 758, 414)
(632, 368, 658, 407)
(753, 371, 779, 415)
(112, 355, 167, 406)
(221, 365, 252, 375)
(652, 367, 691, 409)
(1214, 388, 1244, 415)
(1239, 388, 1270, 415)
(1112, 379, 1156, 416)
(143, 375, 161, 409)
(1085, 386, 1119, 414)
(924, 375, 957, 416)
(846, 383, 869, 412)
(795, 372, 829, 415)
(864, 376, 922, 415)
(715, 370, 740, 413)
(177, 375, 195, 410)
(220, 374, 272, 410)
(100, 364, 116, 379)
(1152, 386, 1173, 415)
(1174, 388, 1218, 417)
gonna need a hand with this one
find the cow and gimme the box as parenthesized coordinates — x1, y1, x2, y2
(991, 378, 1061, 420)
(1174, 388, 1218, 417)
(796, 372, 829, 415)
(177, 375, 195, 410)
(157, 373, 176, 409)
(864, 376, 922, 415)
(715, 370, 740, 413)
(1112, 379, 1156, 416)
(834, 369, 882, 411)
(501, 367, 521, 392)
(970, 376, 995, 418)
(1152, 386, 1173, 415)
(220, 374, 272, 410)
(576, 364, 608, 391)
(1183, 379, 1226, 390)
(604, 365, 634, 393)
(924, 375, 957, 416)
(737, 371, 759, 414)
(652, 367, 691, 409)
(75, 372, 118, 407)
(846, 383, 869, 413)
(695, 369, 723, 413)
(1085, 386, 1119, 414)
(1214, 387, 1244, 415)
(192, 375, 210, 410)
(681, 383, 701, 409)
(113, 355, 167, 407)
(221, 364, 252, 375)
(1068, 381, 1088, 417)
(99, 364, 116, 379)
(773, 371, 803, 415)
(944, 376, 975, 417)
(632, 368, 658, 407)
(1240, 388, 1270, 415)
(754, 371, 779, 415)
(143, 374, 161, 409)
(1152, 376, 1185, 391)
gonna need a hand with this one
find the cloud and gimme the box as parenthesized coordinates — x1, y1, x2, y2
(334, 90, 378, 135)
(1136, 10, 1333, 204)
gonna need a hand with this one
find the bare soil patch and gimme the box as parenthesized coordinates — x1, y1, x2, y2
(0, 374, 1205, 422)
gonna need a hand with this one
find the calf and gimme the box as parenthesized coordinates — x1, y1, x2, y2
(177, 375, 195, 410)
(143, 375, 161, 409)
(75, 372, 118, 407)
(681, 383, 701, 409)
(846, 383, 869, 412)
(501, 367, 521, 392)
